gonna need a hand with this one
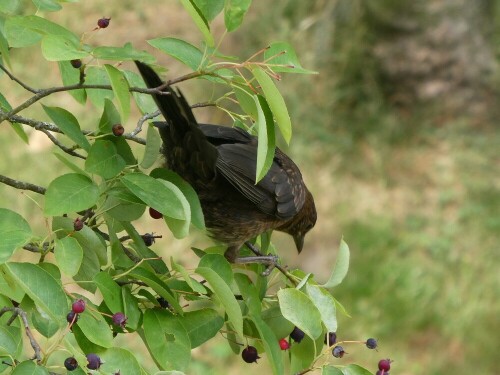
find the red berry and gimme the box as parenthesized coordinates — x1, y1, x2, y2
(66, 311, 79, 324)
(72, 299, 85, 313)
(97, 17, 111, 28)
(112, 312, 127, 328)
(86, 353, 102, 370)
(70, 59, 82, 69)
(378, 359, 392, 372)
(279, 338, 290, 350)
(73, 217, 84, 231)
(290, 326, 305, 343)
(112, 123, 124, 136)
(241, 346, 260, 363)
(149, 207, 163, 219)
(64, 357, 78, 371)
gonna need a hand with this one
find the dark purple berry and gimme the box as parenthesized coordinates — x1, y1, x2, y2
(290, 326, 305, 343)
(97, 17, 111, 28)
(149, 207, 163, 219)
(157, 297, 169, 309)
(142, 233, 155, 246)
(73, 217, 84, 231)
(378, 359, 392, 372)
(279, 338, 290, 350)
(366, 338, 378, 349)
(66, 311, 79, 324)
(324, 331, 337, 346)
(86, 353, 102, 370)
(64, 357, 78, 371)
(332, 345, 346, 358)
(112, 312, 127, 328)
(72, 299, 85, 314)
(70, 59, 82, 69)
(112, 124, 124, 136)
(241, 346, 260, 363)
(376, 371, 389, 375)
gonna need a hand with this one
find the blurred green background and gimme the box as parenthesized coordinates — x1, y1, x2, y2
(1, 1, 499, 374)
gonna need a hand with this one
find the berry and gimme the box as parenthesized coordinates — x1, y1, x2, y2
(64, 357, 78, 371)
(112, 124, 124, 136)
(376, 371, 389, 375)
(86, 353, 102, 370)
(112, 312, 127, 328)
(157, 297, 169, 309)
(97, 17, 111, 28)
(290, 326, 305, 343)
(72, 299, 85, 314)
(66, 311, 79, 324)
(324, 331, 337, 346)
(241, 346, 260, 363)
(366, 338, 378, 349)
(73, 217, 84, 231)
(332, 345, 346, 358)
(279, 338, 290, 350)
(378, 359, 392, 372)
(149, 207, 163, 219)
(70, 59, 82, 69)
(142, 233, 155, 246)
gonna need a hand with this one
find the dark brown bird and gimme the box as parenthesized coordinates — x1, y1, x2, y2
(135, 61, 316, 265)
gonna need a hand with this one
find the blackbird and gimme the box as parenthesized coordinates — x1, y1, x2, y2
(135, 61, 316, 265)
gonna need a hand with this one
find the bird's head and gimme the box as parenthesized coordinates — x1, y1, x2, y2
(282, 190, 317, 253)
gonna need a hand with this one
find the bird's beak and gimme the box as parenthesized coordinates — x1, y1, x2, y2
(293, 233, 304, 253)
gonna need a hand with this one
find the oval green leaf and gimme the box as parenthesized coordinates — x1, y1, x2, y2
(322, 238, 350, 289)
(85, 140, 126, 179)
(0, 209, 32, 264)
(306, 284, 337, 332)
(147, 38, 205, 71)
(43, 105, 91, 151)
(94, 272, 124, 313)
(54, 236, 83, 277)
(253, 94, 276, 182)
(104, 64, 131, 122)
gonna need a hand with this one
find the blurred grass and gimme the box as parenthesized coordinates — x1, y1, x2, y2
(1, 1, 499, 374)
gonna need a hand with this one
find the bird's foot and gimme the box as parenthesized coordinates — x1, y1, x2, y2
(233, 254, 279, 276)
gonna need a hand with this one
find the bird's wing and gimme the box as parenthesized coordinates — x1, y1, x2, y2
(199, 124, 253, 145)
(216, 143, 306, 219)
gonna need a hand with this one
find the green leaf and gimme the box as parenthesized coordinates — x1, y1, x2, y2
(123, 70, 158, 114)
(261, 305, 294, 340)
(122, 287, 141, 331)
(11, 360, 49, 374)
(252, 315, 284, 375)
(92, 43, 155, 62)
(54, 236, 83, 277)
(196, 267, 243, 338)
(33, 0, 62, 12)
(171, 260, 207, 294)
(121, 173, 186, 220)
(58, 60, 86, 104)
(224, 0, 251, 32)
(76, 306, 114, 348)
(322, 366, 344, 375)
(0, 209, 31, 264)
(128, 267, 183, 314)
(85, 66, 114, 108)
(264, 42, 317, 74)
(322, 239, 350, 289)
(140, 124, 161, 169)
(104, 64, 131, 122)
(306, 284, 337, 333)
(2, 263, 67, 324)
(100, 348, 142, 374)
(277, 288, 322, 340)
(53, 152, 89, 176)
(41, 34, 88, 61)
(342, 364, 374, 375)
(94, 272, 124, 313)
(252, 67, 291, 144)
(254, 94, 275, 182)
(143, 309, 191, 371)
(0, 0, 20, 14)
(148, 38, 205, 71)
(234, 273, 261, 315)
(85, 140, 126, 179)
(159, 179, 191, 239)
(0, 30, 11, 72)
(178, 309, 224, 348)
(233, 83, 258, 119)
(103, 187, 146, 221)
(192, 0, 224, 21)
(198, 254, 233, 286)
(0, 325, 22, 359)
(42, 105, 91, 151)
(179, 0, 214, 46)
(44, 173, 99, 216)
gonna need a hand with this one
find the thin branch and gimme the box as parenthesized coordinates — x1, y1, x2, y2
(131, 110, 160, 136)
(40, 128, 86, 159)
(0, 64, 39, 93)
(191, 101, 217, 109)
(0, 174, 46, 194)
(0, 307, 43, 363)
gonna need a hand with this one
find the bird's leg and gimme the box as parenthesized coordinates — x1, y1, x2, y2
(224, 243, 279, 276)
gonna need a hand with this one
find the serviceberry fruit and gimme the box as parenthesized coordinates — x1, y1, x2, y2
(66, 311, 79, 324)
(112, 124, 124, 136)
(97, 17, 111, 28)
(64, 357, 78, 371)
(279, 338, 290, 350)
(378, 359, 392, 372)
(157, 297, 169, 308)
(70, 59, 82, 69)
(149, 207, 163, 219)
(366, 338, 378, 349)
(324, 331, 337, 346)
(332, 345, 346, 358)
(86, 353, 102, 370)
(290, 326, 305, 343)
(142, 233, 155, 246)
(112, 312, 127, 328)
(241, 346, 260, 363)
(73, 217, 84, 231)
(72, 299, 85, 313)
